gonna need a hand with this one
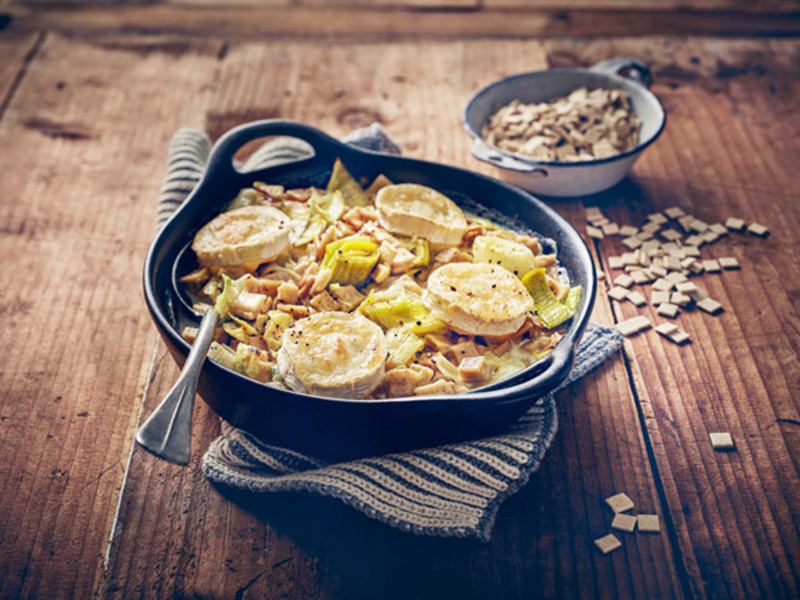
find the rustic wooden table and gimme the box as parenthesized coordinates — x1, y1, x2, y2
(0, 1, 798, 598)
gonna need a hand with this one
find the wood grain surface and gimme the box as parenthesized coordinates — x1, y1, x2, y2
(4, 1, 800, 39)
(0, 8, 798, 600)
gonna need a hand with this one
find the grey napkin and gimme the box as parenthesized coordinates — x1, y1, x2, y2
(156, 125, 622, 541)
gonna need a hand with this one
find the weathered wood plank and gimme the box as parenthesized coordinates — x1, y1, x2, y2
(0, 33, 41, 117)
(6, 4, 800, 39)
(484, 0, 797, 9)
(98, 38, 683, 600)
(543, 37, 800, 599)
(0, 34, 220, 599)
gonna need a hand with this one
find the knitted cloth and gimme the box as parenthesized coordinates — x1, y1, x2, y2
(156, 124, 622, 541)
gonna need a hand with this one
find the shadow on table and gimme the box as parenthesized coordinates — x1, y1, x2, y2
(209, 469, 546, 600)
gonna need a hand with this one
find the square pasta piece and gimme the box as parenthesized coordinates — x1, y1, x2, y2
(611, 513, 638, 533)
(630, 270, 653, 285)
(627, 291, 647, 306)
(614, 274, 634, 288)
(638, 514, 661, 533)
(637, 230, 655, 241)
(649, 265, 667, 277)
(595, 534, 622, 555)
(657, 303, 680, 318)
(661, 242, 680, 253)
(702, 259, 721, 273)
(670, 330, 691, 344)
(719, 257, 740, 269)
(621, 252, 639, 266)
(690, 219, 709, 233)
(608, 256, 624, 270)
(680, 257, 697, 270)
(590, 216, 610, 226)
(622, 236, 643, 250)
(642, 221, 661, 233)
(655, 322, 679, 336)
(661, 229, 683, 242)
(688, 287, 709, 302)
(709, 223, 728, 235)
(675, 281, 698, 293)
(697, 297, 723, 314)
(648, 213, 668, 225)
(680, 256, 697, 268)
(747, 222, 769, 237)
(687, 261, 705, 275)
(684, 235, 703, 247)
(619, 225, 639, 237)
(726, 217, 746, 232)
(664, 206, 685, 219)
(666, 271, 688, 284)
(651, 290, 671, 305)
(678, 215, 695, 232)
(683, 245, 701, 257)
(671, 292, 691, 306)
(664, 256, 682, 271)
(641, 239, 661, 252)
(701, 231, 719, 244)
(605, 492, 635, 513)
(608, 286, 630, 301)
(617, 316, 652, 337)
(585, 206, 604, 220)
(710, 432, 735, 450)
(586, 225, 604, 239)
(602, 222, 620, 235)
(652, 278, 674, 291)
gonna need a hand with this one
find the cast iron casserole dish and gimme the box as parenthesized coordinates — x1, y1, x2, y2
(143, 120, 597, 461)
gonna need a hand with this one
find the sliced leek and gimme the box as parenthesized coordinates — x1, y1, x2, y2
(327, 158, 368, 206)
(473, 235, 536, 278)
(564, 285, 582, 313)
(321, 236, 380, 286)
(234, 344, 273, 382)
(263, 310, 294, 351)
(483, 351, 527, 385)
(293, 190, 347, 247)
(214, 274, 246, 319)
(208, 341, 236, 370)
(360, 288, 447, 335)
(522, 268, 574, 328)
(387, 328, 425, 367)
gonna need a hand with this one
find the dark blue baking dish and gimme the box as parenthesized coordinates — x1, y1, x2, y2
(143, 120, 596, 461)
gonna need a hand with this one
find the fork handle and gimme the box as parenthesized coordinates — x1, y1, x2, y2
(135, 308, 219, 465)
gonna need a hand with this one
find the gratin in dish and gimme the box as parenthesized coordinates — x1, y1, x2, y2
(180, 159, 581, 400)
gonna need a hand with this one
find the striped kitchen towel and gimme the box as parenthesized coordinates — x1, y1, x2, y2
(156, 124, 622, 541)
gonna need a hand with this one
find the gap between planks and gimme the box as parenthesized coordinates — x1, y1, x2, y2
(102, 341, 161, 572)
(5, 5, 800, 39)
(587, 233, 694, 599)
(0, 31, 45, 122)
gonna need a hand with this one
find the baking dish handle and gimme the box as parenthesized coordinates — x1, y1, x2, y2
(470, 141, 549, 177)
(590, 57, 653, 88)
(205, 119, 343, 181)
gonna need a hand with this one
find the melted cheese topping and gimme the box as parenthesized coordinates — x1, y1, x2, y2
(426, 262, 534, 336)
(277, 312, 387, 398)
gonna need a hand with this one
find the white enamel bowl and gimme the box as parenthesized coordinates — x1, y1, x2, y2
(463, 57, 666, 197)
